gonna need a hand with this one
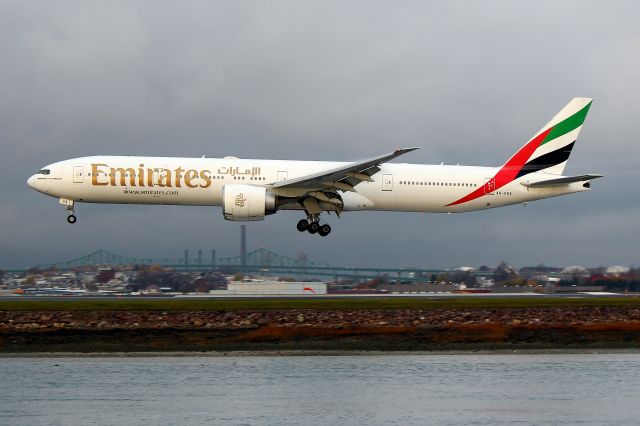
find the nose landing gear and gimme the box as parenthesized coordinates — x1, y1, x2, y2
(296, 216, 332, 237)
(60, 198, 77, 224)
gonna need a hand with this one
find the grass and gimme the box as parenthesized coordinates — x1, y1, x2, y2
(1, 296, 640, 312)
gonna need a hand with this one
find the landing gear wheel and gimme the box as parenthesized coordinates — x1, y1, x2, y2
(308, 221, 320, 234)
(67, 214, 77, 224)
(296, 219, 309, 232)
(318, 224, 331, 237)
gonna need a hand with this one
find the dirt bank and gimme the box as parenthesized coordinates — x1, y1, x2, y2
(2, 306, 640, 352)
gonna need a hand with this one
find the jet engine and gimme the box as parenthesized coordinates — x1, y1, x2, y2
(222, 184, 276, 221)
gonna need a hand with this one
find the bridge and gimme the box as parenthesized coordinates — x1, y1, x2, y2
(31, 248, 451, 282)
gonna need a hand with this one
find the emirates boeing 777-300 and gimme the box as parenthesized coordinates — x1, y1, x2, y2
(28, 97, 601, 237)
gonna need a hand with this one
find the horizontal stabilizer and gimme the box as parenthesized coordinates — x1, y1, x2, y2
(522, 174, 603, 188)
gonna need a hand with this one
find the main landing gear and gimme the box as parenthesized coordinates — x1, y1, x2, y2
(296, 217, 331, 237)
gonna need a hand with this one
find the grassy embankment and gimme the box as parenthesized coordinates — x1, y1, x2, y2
(2, 296, 640, 312)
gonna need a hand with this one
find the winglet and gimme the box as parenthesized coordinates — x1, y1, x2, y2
(357, 146, 419, 168)
(393, 147, 420, 157)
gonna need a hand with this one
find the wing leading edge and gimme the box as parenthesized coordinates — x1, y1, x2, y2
(269, 147, 419, 192)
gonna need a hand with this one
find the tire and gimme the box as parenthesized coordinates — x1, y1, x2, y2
(67, 214, 77, 224)
(308, 221, 319, 234)
(319, 224, 331, 236)
(296, 219, 309, 232)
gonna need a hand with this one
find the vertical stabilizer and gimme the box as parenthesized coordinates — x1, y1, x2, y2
(447, 98, 593, 207)
(508, 97, 592, 177)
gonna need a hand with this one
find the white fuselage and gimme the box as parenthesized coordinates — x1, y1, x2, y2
(27, 156, 589, 214)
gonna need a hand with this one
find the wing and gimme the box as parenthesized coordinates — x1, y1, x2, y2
(521, 174, 603, 188)
(270, 147, 419, 192)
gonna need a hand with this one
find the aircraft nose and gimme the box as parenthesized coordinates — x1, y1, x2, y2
(27, 174, 37, 189)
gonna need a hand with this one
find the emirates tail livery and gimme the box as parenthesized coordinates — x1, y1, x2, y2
(28, 98, 601, 237)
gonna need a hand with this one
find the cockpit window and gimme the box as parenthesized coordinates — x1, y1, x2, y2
(38, 169, 50, 175)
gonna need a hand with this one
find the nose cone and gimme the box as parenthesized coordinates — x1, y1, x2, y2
(27, 174, 37, 189)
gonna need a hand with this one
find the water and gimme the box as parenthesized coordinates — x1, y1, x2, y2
(2, 352, 640, 425)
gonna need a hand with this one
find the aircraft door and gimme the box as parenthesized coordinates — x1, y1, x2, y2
(382, 174, 393, 191)
(73, 166, 84, 183)
(277, 171, 288, 182)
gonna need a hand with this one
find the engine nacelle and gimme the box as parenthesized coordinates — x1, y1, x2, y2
(222, 184, 276, 221)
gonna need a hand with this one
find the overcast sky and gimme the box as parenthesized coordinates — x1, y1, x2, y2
(1, 1, 639, 270)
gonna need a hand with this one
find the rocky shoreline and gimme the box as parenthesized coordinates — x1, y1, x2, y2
(2, 306, 640, 352)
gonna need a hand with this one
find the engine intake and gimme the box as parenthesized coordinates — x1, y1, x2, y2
(222, 184, 276, 221)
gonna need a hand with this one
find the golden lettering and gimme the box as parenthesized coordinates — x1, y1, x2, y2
(174, 167, 184, 188)
(111, 167, 136, 186)
(91, 163, 109, 186)
(138, 164, 145, 186)
(184, 169, 198, 188)
(91, 163, 261, 188)
(157, 169, 172, 187)
(147, 168, 155, 187)
(199, 170, 212, 188)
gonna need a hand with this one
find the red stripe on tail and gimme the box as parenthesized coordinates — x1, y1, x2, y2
(446, 127, 553, 206)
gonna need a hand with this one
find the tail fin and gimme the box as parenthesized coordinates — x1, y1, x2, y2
(504, 97, 592, 178)
(447, 98, 593, 207)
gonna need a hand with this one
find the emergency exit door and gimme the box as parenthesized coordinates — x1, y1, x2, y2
(382, 174, 393, 191)
(73, 166, 84, 183)
(277, 171, 288, 182)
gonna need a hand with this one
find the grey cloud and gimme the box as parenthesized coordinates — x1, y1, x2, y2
(1, 1, 639, 269)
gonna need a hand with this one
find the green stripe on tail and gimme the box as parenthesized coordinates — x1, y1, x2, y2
(542, 101, 592, 145)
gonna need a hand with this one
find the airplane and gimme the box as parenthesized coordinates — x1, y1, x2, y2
(27, 97, 601, 237)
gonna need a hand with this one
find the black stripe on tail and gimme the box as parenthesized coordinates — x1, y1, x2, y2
(515, 141, 575, 179)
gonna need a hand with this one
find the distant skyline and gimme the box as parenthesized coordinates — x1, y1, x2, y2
(1, 1, 639, 269)
(12, 244, 635, 273)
